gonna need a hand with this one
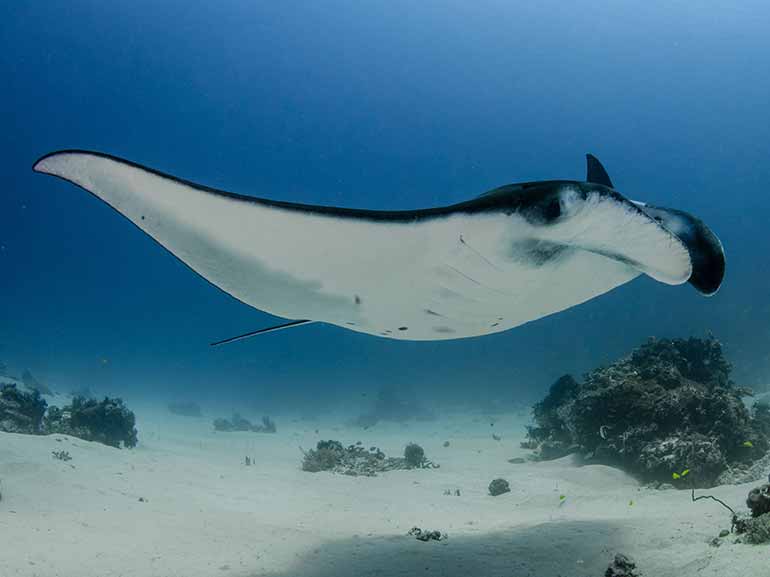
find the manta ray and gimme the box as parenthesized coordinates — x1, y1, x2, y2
(33, 151, 724, 344)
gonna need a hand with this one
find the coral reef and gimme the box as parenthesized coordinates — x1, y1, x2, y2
(524, 337, 769, 487)
(605, 554, 641, 577)
(354, 386, 434, 428)
(44, 396, 138, 448)
(301, 440, 438, 476)
(753, 400, 770, 438)
(213, 413, 276, 433)
(715, 450, 770, 485)
(488, 478, 510, 496)
(1, 386, 138, 448)
(167, 401, 202, 417)
(0, 383, 47, 433)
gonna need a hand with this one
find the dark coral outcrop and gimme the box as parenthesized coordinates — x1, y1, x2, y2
(525, 337, 769, 487)
(0, 383, 47, 433)
(44, 396, 138, 448)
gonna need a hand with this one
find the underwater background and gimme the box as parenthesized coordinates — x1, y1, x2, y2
(2, 0, 770, 412)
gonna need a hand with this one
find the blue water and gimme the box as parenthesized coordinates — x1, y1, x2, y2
(2, 1, 770, 410)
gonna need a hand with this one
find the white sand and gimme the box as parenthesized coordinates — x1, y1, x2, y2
(0, 409, 767, 577)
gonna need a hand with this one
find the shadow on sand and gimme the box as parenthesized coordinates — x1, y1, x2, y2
(255, 520, 629, 577)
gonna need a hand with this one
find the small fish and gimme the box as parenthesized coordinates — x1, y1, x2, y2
(672, 468, 690, 480)
(742, 440, 754, 448)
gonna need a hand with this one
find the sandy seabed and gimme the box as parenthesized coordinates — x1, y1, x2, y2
(0, 407, 767, 577)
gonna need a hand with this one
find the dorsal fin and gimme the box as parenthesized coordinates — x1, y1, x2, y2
(586, 154, 614, 188)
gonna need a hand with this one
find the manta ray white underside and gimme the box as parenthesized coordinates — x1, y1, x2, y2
(34, 151, 721, 342)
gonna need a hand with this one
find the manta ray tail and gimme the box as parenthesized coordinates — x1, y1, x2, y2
(210, 319, 315, 346)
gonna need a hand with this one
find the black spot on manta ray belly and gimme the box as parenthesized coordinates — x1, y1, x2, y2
(354, 295, 362, 305)
(433, 326, 455, 334)
(398, 326, 408, 331)
(424, 309, 442, 317)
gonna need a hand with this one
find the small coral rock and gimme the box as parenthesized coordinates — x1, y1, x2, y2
(605, 553, 641, 577)
(488, 478, 510, 496)
(746, 483, 770, 517)
(404, 443, 425, 467)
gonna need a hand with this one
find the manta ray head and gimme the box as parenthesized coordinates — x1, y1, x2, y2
(510, 182, 691, 288)
(512, 179, 724, 296)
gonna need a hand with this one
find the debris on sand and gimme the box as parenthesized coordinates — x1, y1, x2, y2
(213, 414, 276, 433)
(407, 527, 447, 542)
(488, 478, 511, 496)
(524, 337, 769, 488)
(301, 440, 438, 476)
(51, 450, 72, 462)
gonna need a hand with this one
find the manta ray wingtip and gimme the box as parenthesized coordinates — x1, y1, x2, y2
(32, 149, 77, 174)
(32, 151, 58, 173)
(32, 149, 109, 174)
